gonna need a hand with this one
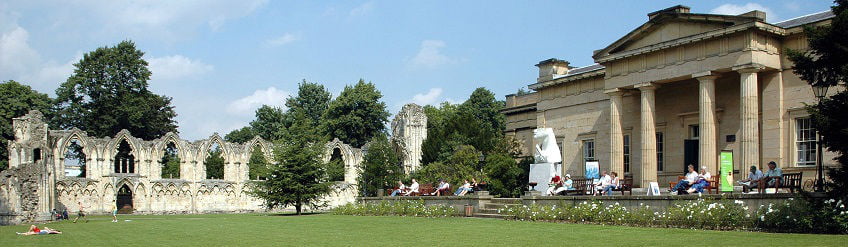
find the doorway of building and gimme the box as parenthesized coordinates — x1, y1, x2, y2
(683, 139, 699, 173)
(116, 184, 133, 214)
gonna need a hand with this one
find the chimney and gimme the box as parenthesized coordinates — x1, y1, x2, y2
(738, 10, 766, 21)
(535, 58, 571, 83)
(648, 5, 691, 20)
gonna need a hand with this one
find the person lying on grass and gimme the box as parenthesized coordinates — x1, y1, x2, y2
(17, 225, 62, 235)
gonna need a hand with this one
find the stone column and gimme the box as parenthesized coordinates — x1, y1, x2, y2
(736, 66, 761, 170)
(606, 88, 625, 177)
(637, 83, 658, 187)
(695, 72, 719, 174)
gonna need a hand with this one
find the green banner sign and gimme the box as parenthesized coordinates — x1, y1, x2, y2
(720, 150, 734, 192)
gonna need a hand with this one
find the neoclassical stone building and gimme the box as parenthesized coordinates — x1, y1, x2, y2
(504, 6, 839, 187)
(1, 104, 427, 224)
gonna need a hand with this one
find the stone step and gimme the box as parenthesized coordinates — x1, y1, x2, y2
(476, 208, 502, 214)
(491, 198, 522, 204)
(483, 203, 522, 209)
(472, 213, 508, 219)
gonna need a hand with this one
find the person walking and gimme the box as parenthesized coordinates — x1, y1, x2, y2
(73, 201, 89, 223)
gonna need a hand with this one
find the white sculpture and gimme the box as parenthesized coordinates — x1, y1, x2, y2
(533, 128, 562, 163)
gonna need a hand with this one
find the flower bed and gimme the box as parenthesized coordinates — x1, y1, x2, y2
(334, 200, 458, 217)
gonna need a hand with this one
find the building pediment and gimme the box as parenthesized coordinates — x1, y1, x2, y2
(593, 5, 766, 62)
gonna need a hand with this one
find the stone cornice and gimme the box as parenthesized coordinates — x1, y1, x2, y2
(500, 104, 537, 114)
(528, 69, 605, 91)
(595, 21, 785, 64)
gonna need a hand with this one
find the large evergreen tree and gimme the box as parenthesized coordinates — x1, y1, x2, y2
(788, 0, 848, 198)
(323, 79, 390, 147)
(0, 80, 54, 172)
(358, 134, 402, 196)
(53, 41, 177, 140)
(250, 110, 331, 214)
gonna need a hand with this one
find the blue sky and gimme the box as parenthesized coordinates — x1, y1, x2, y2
(0, 1, 835, 141)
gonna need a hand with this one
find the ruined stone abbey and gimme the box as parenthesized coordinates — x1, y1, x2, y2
(0, 104, 427, 225)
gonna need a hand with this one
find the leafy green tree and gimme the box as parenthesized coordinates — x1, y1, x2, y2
(160, 142, 180, 179)
(225, 126, 256, 144)
(326, 149, 346, 182)
(248, 146, 270, 180)
(62, 140, 87, 177)
(286, 80, 331, 128)
(787, 0, 848, 199)
(0, 80, 53, 172)
(250, 106, 286, 141)
(323, 79, 390, 147)
(53, 41, 178, 140)
(484, 154, 527, 198)
(421, 88, 508, 164)
(205, 144, 224, 179)
(358, 134, 402, 196)
(250, 110, 331, 214)
(413, 145, 478, 186)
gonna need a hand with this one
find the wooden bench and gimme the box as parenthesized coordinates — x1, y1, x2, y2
(668, 175, 718, 194)
(759, 172, 803, 193)
(611, 176, 633, 195)
(559, 178, 594, 195)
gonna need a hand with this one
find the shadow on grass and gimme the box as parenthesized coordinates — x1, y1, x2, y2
(265, 212, 326, 217)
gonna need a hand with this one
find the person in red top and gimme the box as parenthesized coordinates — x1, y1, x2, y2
(546, 175, 565, 196)
(17, 225, 62, 235)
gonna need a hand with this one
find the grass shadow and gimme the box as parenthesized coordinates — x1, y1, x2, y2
(266, 212, 326, 217)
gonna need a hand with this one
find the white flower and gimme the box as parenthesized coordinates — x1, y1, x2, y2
(760, 216, 765, 221)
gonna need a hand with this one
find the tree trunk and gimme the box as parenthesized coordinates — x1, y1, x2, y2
(295, 194, 301, 215)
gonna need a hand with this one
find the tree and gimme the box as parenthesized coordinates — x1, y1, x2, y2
(0, 80, 53, 172)
(421, 88, 507, 165)
(205, 145, 224, 179)
(787, 0, 848, 199)
(358, 134, 402, 196)
(484, 154, 528, 198)
(286, 80, 332, 128)
(247, 146, 270, 180)
(323, 79, 390, 147)
(225, 126, 256, 144)
(249, 105, 285, 141)
(250, 111, 331, 214)
(413, 145, 478, 186)
(53, 41, 178, 140)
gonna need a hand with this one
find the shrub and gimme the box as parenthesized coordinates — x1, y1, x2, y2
(333, 200, 457, 218)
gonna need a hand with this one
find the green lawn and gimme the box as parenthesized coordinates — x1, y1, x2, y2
(1, 214, 846, 246)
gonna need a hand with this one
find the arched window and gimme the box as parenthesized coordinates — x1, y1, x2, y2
(64, 138, 86, 177)
(327, 148, 345, 181)
(205, 143, 224, 179)
(248, 145, 269, 180)
(160, 142, 180, 179)
(114, 140, 135, 174)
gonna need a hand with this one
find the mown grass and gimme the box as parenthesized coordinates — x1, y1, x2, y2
(1, 214, 846, 246)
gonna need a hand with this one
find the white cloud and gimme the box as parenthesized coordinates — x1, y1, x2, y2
(226, 87, 289, 116)
(409, 40, 457, 68)
(350, 1, 374, 16)
(410, 88, 443, 106)
(0, 22, 76, 93)
(266, 33, 300, 47)
(710, 3, 776, 22)
(147, 55, 214, 81)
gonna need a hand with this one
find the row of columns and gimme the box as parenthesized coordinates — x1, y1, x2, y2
(606, 66, 762, 187)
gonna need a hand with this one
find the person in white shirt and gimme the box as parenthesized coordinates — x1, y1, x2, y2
(433, 179, 451, 196)
(686, 168, 712, 194)
(603, 172, 621, 196)
(404, 179, 420, 196)
(737, 166, 763, 193)
(594, 171, 612, 196)
(670, 164, 698, 195)
(454, 179, 473, 196)
(390, 180, 407, 197)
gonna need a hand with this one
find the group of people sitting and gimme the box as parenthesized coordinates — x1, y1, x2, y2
(389, 178, 479, 196)
(738, 161, 783, 193)
(669, 164, 712, 195)
(545, 171, 623, 196)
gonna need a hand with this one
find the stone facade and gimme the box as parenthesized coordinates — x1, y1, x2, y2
(504, 6, 840, 187)
(1, 103, 429, 225)
(391, 104, 427, 173)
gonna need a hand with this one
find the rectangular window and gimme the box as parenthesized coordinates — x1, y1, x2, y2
(795, 118, 817, 166)
(583, 139, 595, 161)
(623, 135, 631, 173)
(656, 132, 664, 171)
(689, 125, 699, 139)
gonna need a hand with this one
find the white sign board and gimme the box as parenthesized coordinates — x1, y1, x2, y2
(648, 182, 660, 196)
(528, 162, 561, 193)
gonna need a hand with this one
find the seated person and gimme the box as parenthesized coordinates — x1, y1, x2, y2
(389, 180, 407, 197)
(433, 179, 451, 196)
(546, 175, 566, 196)
(686, 168, 712, 194)
(603, 172, 621, 196)
(17, 225, 62, 235)
(454, 179, 473, 196)
(563, 174, 574, 190)
(758, 161, 782, 192)
(738, 165, 764, 193)
(594, 171, 612, 196)
(670, 164, 698, 195)
(404, 179, 420, 196)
